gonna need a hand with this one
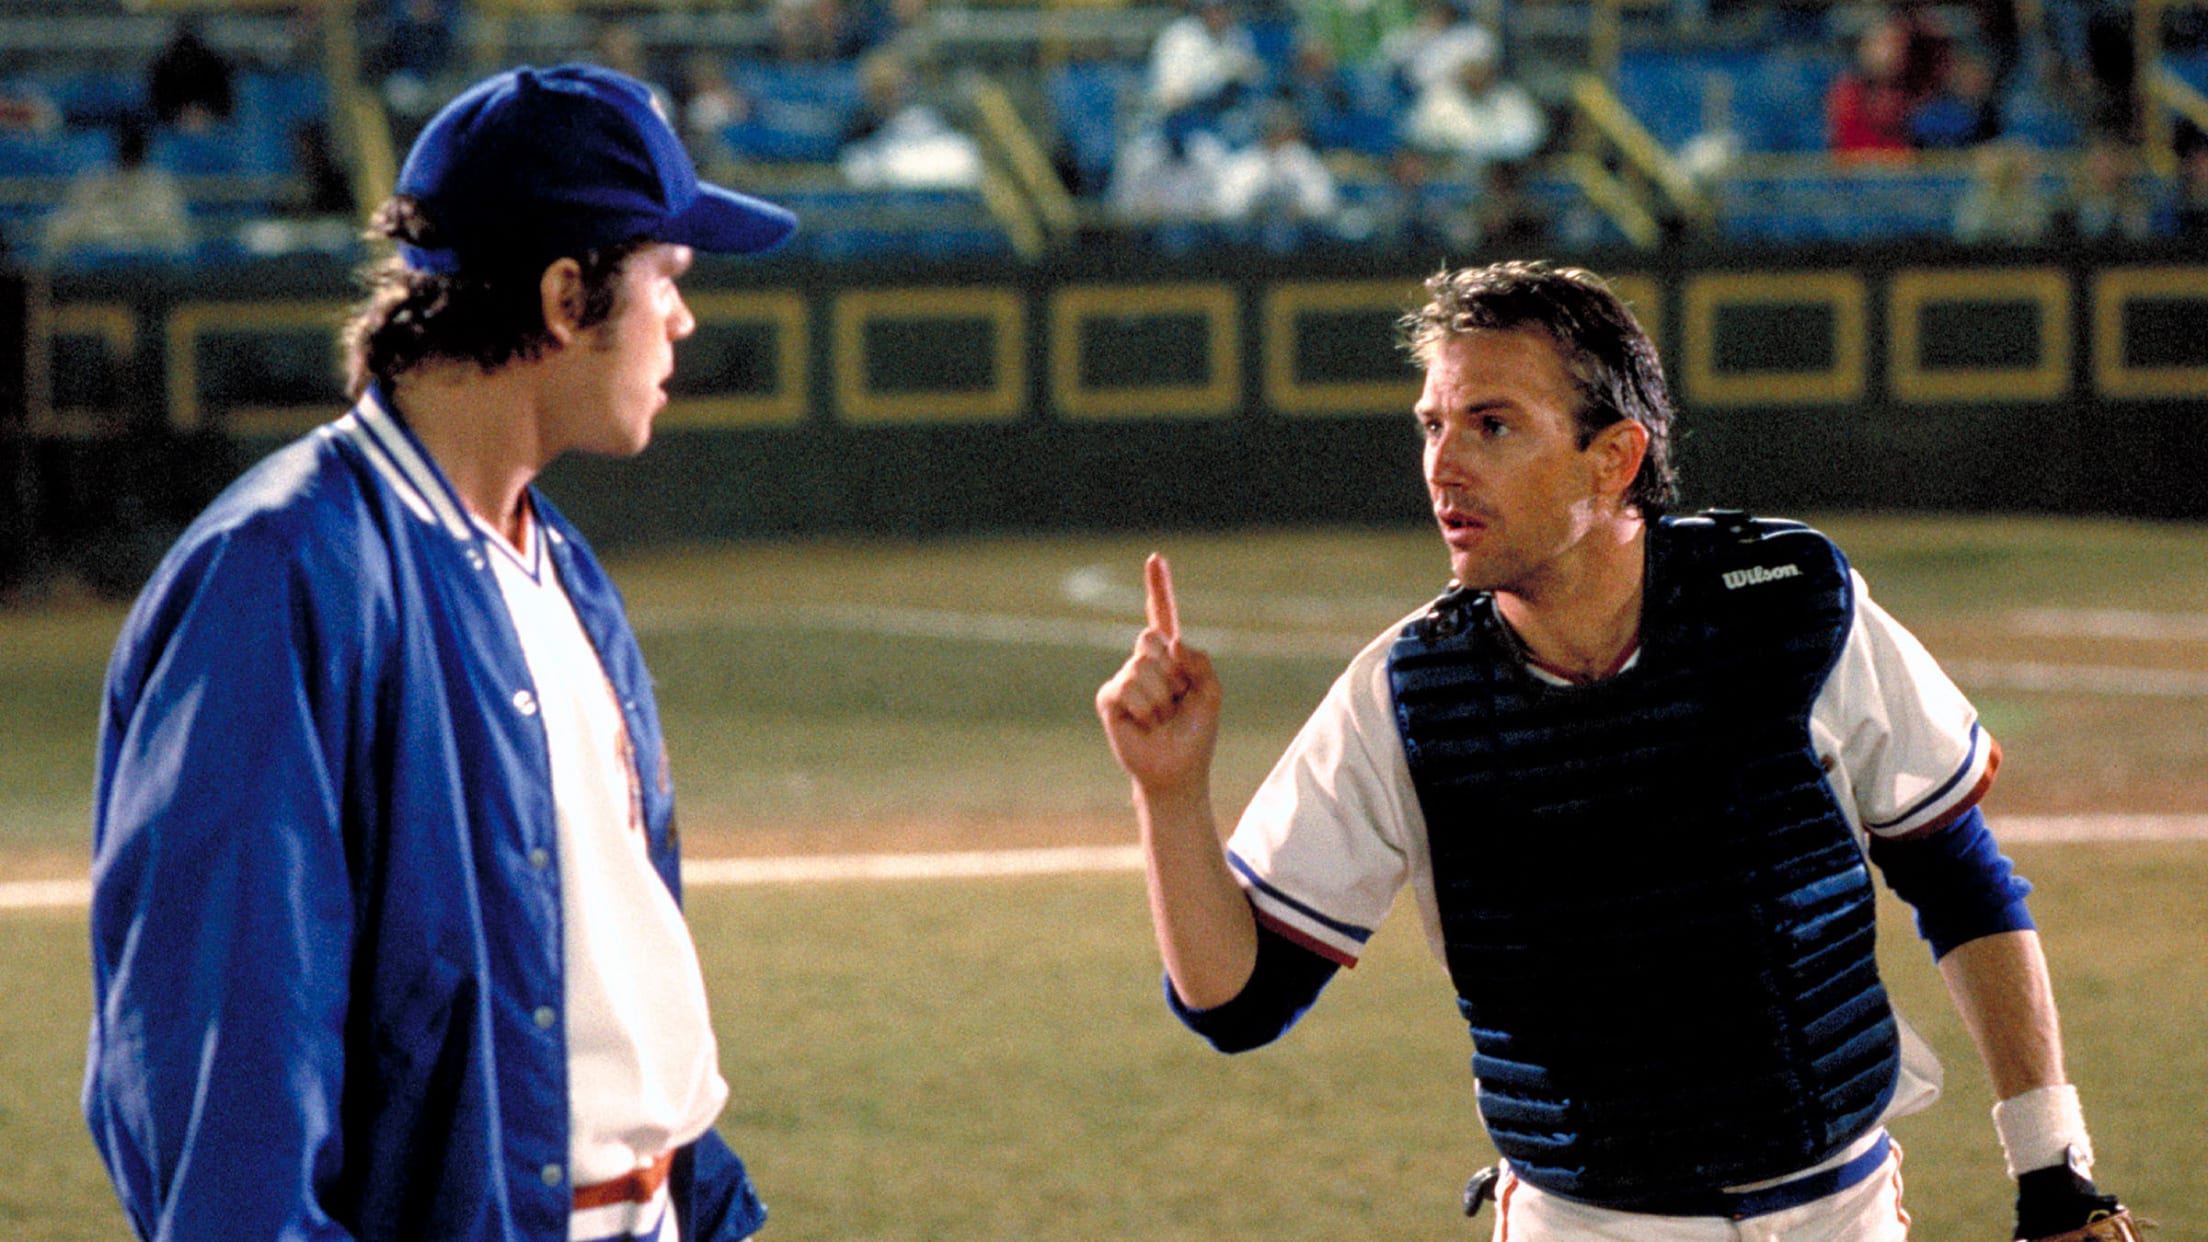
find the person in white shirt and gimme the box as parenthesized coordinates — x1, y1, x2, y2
(1146, 0, 1266, 150)
(1399, 34, 1546, 168)
(85, 64, 798, 1242)
(1095, 260, 2143, 1242)
(1212, 101, 1340, 245)
(42, 119, 192, 259)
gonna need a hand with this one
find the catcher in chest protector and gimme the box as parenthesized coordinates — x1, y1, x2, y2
(1097, 260, 2147, 1241)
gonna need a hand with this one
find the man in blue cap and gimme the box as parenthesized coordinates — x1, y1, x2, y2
(84, 64, 795, 1242)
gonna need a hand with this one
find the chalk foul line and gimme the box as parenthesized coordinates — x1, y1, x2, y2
(636, 605, 2208, 696)
(682, 844, 1144, 886)
(10, 826, 2208, 912)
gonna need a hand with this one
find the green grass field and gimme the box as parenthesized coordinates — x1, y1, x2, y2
(3, 515, 2204, 1238)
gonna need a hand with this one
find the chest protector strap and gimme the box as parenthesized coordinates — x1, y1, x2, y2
(1387, 513, 1899, 1209)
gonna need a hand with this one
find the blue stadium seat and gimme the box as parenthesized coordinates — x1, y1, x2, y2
(1308, 107, 1397, 157)
(43, 71, 146, 126)
(1247, 16, 1299, 84)
(1617, 48, 1839, 154)
(151, 123, 287, 176)
(730, 62, 864, 111)
(0, 127, 114, 178)
(2001, 83, 2081, 149)
(45, 241, 194, 272)
(721, 107, 849, 164)
(1716, 169, 1974, 242)
(770, 185, 1010, 260)
(1615, 50, 1744, 151)
(720, 63, 865, 165)
(1742, 51, 1844, 152)
(914, 226, 1012, 259)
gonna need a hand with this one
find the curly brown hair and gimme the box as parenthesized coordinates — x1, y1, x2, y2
(341, 196, 648, 398)
(1398, 261, 1678, 517)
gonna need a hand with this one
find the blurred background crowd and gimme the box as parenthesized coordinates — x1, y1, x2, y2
(2, 0, 2205, 267)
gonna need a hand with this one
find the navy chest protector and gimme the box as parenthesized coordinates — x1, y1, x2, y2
(1386, 513, 1900, 1208)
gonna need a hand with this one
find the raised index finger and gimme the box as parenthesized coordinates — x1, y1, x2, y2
(1144, 552, 1180, 642)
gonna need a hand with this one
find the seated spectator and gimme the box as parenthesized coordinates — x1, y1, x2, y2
(1110, 126, 1231, 226)
(676, 52, 753, 166)
(1276, 36, 1371, 154)
(1399, 34, 1546, 168)
(1146, 0, 1267, 152)
(1213, 100, 1340, 247)
(1952, 140, 2053, 244)
(839, 49, 981, 188)
(1377, 0, 1497, 101)
(1827, 14, 1919, 161)
(2057, 134, 2162, 242)
(1354, 148, 1546, 256)
(1909, 47, 2001, 149)
(148, 19, 234, 131)
(42, 118, 192, 259)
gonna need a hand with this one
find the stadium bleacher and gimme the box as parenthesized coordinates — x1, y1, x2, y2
(0, 0, 2199, 267)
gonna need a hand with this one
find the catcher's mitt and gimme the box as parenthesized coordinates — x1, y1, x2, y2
(2015, 1162, 2150, 1242)
(2023, 1209, 2149, 1242)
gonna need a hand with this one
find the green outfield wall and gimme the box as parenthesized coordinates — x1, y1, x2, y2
(9, 241, 2207, 584)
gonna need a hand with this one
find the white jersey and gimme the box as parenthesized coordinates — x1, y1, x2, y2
(1223, 569, 1996, 1155)
(483, 509, 729, 1242)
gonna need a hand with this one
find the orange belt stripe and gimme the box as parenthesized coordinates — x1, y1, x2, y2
(573, 1151, 676, 1211)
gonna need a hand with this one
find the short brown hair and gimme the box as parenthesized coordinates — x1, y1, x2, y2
(1399, 261, 1678, 516)
(341, 196, 646, 398)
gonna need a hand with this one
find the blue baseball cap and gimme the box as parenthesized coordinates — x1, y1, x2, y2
(395, 63, 797, 273)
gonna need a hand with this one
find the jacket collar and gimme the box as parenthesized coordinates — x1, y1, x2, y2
(334, 382, 482, 547)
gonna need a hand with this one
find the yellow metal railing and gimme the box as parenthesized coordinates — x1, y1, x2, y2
(1559, 152, 1660, 248)
(976, 163, 1047, 260)
(319, 0, 397, 210)
(2149, 64, 2208, 178)
(1568, 72, 1710, 244)
(966, 72, 1080, 247)
(967, 71, 1077, 255)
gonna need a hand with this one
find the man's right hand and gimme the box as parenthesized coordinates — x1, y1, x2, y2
(1096, 553, 1222, 801)
(1096, 553, 1254, 1009)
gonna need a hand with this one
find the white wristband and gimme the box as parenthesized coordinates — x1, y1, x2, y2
(1992, 1084, 2093, 1180)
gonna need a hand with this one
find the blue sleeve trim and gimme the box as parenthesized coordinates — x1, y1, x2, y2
(1166, 915, 1342, 1053)
(1226, 850, 1374, 945)
(1866, 805, 2036, 960)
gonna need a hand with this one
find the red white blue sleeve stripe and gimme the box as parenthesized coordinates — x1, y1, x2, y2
(1229, 850, 1375, 967)
(1866, 723, 2002, 840)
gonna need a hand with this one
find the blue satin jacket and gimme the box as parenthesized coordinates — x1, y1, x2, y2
(85, 388, 766, 1242)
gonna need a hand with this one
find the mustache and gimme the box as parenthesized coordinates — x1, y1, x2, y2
(1430, 489, 1493, 522)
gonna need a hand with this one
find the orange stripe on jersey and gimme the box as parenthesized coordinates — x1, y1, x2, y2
(574, 1151, 675, 1210)
(1891, 1138, 1911, 1230)
(1495, 1167, 1519, 1242)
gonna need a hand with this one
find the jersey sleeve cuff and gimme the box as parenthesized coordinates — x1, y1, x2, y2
(1227, 850, 1372, 968)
